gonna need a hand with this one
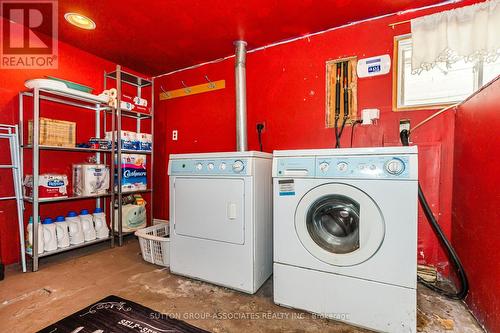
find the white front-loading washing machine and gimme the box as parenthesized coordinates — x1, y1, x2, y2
(273, 147, 418, 333)
(168, 151, 272, 294)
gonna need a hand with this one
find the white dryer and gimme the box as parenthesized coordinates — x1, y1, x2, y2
(168, 151, 272, 294)
(273, 147, 418, 332)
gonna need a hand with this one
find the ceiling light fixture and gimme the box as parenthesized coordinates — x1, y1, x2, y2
(64, 13, 96, 30)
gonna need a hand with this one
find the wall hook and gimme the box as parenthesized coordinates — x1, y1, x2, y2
(205, 75, 216, 89)
(160, 85, 171, 98)
(181, 80, 191, 94)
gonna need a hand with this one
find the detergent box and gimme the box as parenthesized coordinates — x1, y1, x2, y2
(115, 154, 147, 192)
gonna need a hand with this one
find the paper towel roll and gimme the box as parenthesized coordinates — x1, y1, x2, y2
(108, 88, 117, 98)
(122, 101, 134, 111)
(102, 88, 117, 98)
(133, 96, 148, 107)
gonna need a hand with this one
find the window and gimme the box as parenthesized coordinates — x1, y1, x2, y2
(394, 36, 500, 110)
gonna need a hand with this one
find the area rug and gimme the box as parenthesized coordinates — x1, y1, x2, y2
(38, 295, 209, 333)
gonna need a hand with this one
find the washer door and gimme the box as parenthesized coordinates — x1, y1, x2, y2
(295, 183, 385, 267)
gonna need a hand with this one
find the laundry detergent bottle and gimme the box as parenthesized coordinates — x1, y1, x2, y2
(55, 215, 70, 248)
(42, 217, 57, 252)
(67, 211, 84, 244)
(80, 209, 96, 241)
(93, 207, 109, 239)
(27, 216, 44, 255)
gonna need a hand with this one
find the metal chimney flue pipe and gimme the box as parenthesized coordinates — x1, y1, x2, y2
(234, 40, 248, 152)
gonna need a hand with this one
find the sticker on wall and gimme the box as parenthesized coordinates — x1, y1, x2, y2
(279, 179, 295, 196)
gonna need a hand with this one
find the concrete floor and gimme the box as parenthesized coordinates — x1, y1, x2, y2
(0, 238, 484, 333)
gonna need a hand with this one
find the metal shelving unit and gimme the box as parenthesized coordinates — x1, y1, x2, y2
(18, 66, 153, 271)
(19, 88, 116, 272)
(104, 65, 154, 246)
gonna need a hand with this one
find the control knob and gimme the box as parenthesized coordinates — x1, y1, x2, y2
(319, 162, 330, 173)
(385, 158, 405, 175)
(337, 162, 348, 172)
(232, 160, 245, 173)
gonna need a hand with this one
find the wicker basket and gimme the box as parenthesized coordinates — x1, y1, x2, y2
(135, 222, 170, 267)
(28, 117, 76, 147)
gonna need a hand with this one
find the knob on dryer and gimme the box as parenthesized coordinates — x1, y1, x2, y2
(232, 160, 245, 173)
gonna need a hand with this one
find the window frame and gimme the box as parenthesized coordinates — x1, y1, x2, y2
(392, 34, 484, 111)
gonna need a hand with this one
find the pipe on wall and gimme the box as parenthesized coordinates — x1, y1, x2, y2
(234, 40, 248, 152)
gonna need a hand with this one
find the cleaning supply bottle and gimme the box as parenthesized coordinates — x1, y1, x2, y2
(67, 211, 84, 244)
(93, 207, 109, 239)
(55, 215, 70, 248)
(80, 209, 96, 241)
(27, 216, 44, 255)
(42, 217, 57, 252)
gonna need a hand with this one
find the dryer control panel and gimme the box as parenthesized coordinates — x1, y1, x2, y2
(170, 158, 250, 176)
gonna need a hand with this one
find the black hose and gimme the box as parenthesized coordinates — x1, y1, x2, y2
(350, 120, 362, 147)
(339, 62, 349, 139)
(257, 123, 264, 152)
(334, 63, 341, 148)
(400, 129, 469, 300)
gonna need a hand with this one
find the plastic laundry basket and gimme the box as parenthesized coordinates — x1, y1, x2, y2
(135, 222, 170, 267)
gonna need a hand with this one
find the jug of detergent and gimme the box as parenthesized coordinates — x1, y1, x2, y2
(55, 215, 70, 248)
(80, 209, 96, 241)
(67, 211, 84, 244)
(93, 207, 109, 239)
(26, 216, 44, 255)
(42, 217, 57, 252)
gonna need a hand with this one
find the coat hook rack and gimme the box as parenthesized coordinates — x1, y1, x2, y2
(159, 77, 226, 101)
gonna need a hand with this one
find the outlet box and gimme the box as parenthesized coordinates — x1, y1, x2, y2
(361, 109, 380, 125)
(399, 119, 411, 133)
(172, 130, 178, 141)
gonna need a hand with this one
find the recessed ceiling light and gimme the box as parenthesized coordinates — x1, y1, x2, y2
(64, 13, 96, 30)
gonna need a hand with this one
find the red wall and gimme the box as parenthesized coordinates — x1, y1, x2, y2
(0, 17, 151, 265)
(153, 1, 480, 273)
(452, 77, 500, 333)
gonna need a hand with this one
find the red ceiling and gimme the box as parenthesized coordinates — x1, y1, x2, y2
(30, 0, 449, 75)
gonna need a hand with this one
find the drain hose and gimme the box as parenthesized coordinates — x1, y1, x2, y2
(400, 129, 469, 300)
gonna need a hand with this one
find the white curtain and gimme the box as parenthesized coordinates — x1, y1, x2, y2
(411, 0, 500, 72)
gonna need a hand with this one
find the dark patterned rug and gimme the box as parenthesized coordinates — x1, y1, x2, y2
(38, 295, 210, 333)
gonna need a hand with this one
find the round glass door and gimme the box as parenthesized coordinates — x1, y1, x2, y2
(295, 183, 385, 267)
(306, 195, 360, 254)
